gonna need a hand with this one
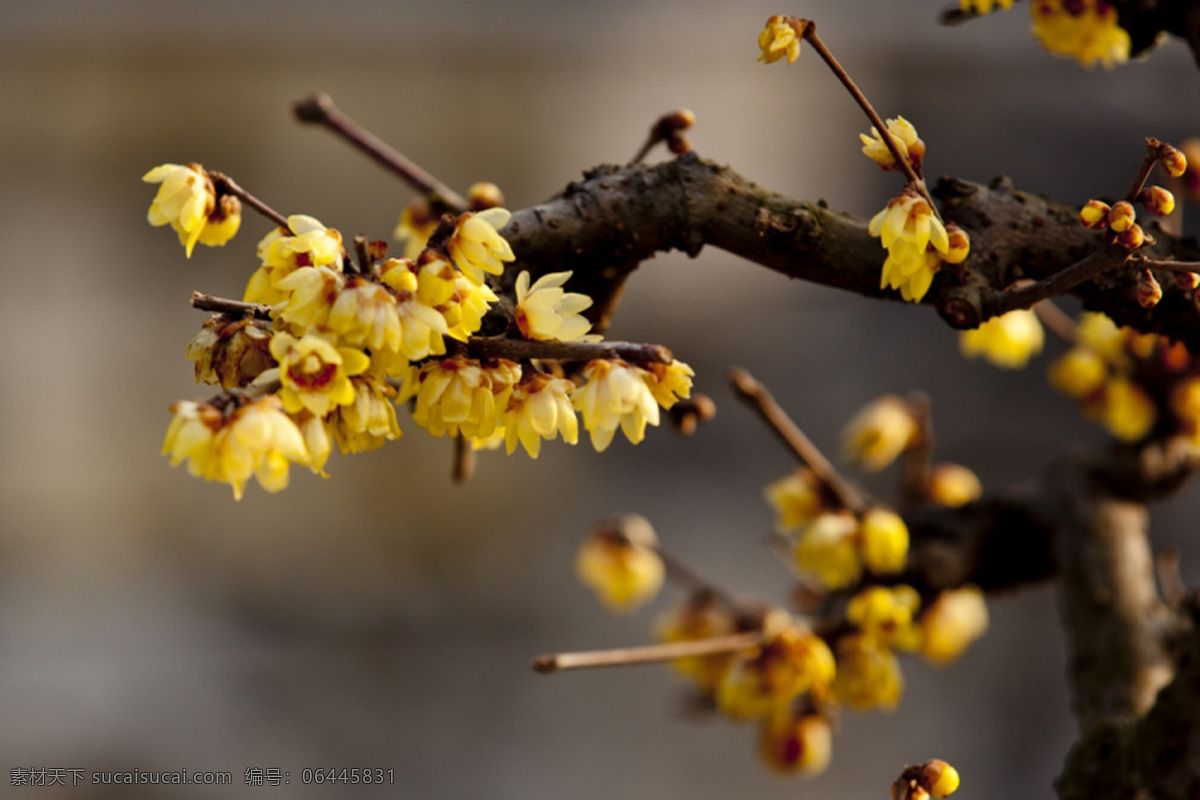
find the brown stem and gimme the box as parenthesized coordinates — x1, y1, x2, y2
(983, 244, 1130, 317)
(466, 336, 673, 365)
(353, 234, 374, 279)
(531, 631, 763, 674)
(1033, 299, 1079, 346)
(1130, 257, 1200, 274)
(294, 92, 467, 212)
(453, 433, 475, 485)
(729, 367, 866, 514)
(210, 173, 291, 231)
(191, 291, 271, 320)
(1125, 138, 1163, 204)
(901, 391, 933, 512)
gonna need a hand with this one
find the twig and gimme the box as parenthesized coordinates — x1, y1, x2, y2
(191, 291, 272, 320)
(729, 367, 866, 513)
(531, 631, 764, 674)
(294, 92, 467, 212)
(1130, 257, 1200, 274)
(1033, 299, 1079, 345)
(1125, 138, 1164, 204)
(453, 433, 476, 485)
(210, 172, 291, 231)
(353, 234, 374, 279)
(466, 336, 673, 365)
(983, 244, 1130, 317)
(901, 391, 933, 511)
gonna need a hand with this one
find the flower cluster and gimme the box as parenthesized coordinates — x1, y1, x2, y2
(143, 163, 241, 257)
(1031, 0, 1131, 69)
(959, 309, 1045, 369)
(1048, 311, 1200, 443)
(869, 187, 969, 303)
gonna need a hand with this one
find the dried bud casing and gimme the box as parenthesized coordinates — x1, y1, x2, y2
(1137, 269, 1163, 308)
(1108, 200, 1136, 232)
(1079, 199, 1111, 230)
(1137, 186, 1175, 216)
(1116, 223, 1145, 250)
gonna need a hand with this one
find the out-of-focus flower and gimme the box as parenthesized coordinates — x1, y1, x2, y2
(924, 760, 962, 799)
(757, 15, 803, 65)
(1076, 312, 1129, 367)
(860, 117, 925, 173)
(716, 626, 836, 721)
(758, 711, 833, 776)
(1031, 0, 1131, 69)
(467, 182, 505, 211)
(162, 396, 310, 500)
(656, 594, 736, 692)
(927, 463, 983, 507)
(572, 360, 661, 452)
(830, 633, 904, 711)
(576, 515, 664, 612)
(919, 587, 989, 665)
(268, 331, 370, 418)
(144, 163, 241, 257)
(794, 512, 862, 590)
(1100, 376, 1156, 441)
(859, 508, 909, 575)
(447, 208, 515, 285)
(502, 373, 579, 458)
(843, 395, 916, 471)
(847, 585, 921, 650)
(959, 309, 1045, 369)
(514, 271, 600, 342)
(765, 468, 825, 533)
(641, 360, 694, 410)
(394, 196, 440, 260)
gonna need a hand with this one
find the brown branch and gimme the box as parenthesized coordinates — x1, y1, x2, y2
(191, 292, 271, 320)
(209, 173, 290, 231)
(466, 336, 673, 365)
(900, 391, 933, 513)
(532, 631, 763, 674)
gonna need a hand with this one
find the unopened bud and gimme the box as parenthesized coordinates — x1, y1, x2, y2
(1079, 199, 1111, 230)
(666, 131, 693, 155)
(667, 393, 716, 436)
(1174, 271, 1200, 291)
(1137, 269, 1163, 308)
(1117, 223, 1145, 250)
(1181, 139, 1200, 201)
(923, 760, 961, 798)
(942, 223, 970, 264)
(1160, 144, 1188, 178)
(1138, 185, 1175, 216)
(467, 182, 505, 211)
(1108, 200, 1136, 232)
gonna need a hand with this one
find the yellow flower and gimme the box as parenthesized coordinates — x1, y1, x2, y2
(860, 117, 926, 173)
(444, 271, 499, 342)
(919, 586, 989, 665)
(1100, 377, 1156, 441)
(641, 359, 694, 410)
(830, 633, 904, 711)
(332, 376, 401, 454)
(859, 508, 909, 576)
(502, 373, 578, 458)
(576, 515, 664, 612)
(717, 626, 836, 721)
(656, 594, 736, 693)
(162, 396, 310, 500)
(847, 585, 922, 651)
(1076, 312, 1129, 366)
(925, 760, 962, 798)
(328, 277, 405, 352)
(869, 190, 957, 302)
(246, 216, 344, 304)
(758, 711, 833, 776)
(394, 196, 440, 260)
(411, 357, 509, 440)
(514, 271, 600, 342)
(572, 359, 661, 452)
(144, 163, 241, 257)
(961, 0, 1013, 12)
(927, 463, 983, 507)
(870, 191, 946, 253)
(1031, 0, 1131, 69)
(765, 468, 825, 533)
(1171, 376, 1200, 434)
(1080, 199, 1111, 230)
(794, 512, 862, 590)
(1048, 347, 1108, 399)
(273, 266, 345, 333)
(757, 15, 802, 65)
(843, 395, 916, 471)
(268, 331, 370, 418)
(959, 309, 1045, 369)
(292, 411, 333, 477)
(447, 208, 515, 285)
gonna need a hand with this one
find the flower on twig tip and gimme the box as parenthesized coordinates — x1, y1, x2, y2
(502, 372, 578, 458)
(958, 309, 1045, 369)
(758, 711, 832, 776)
(860, 117, 925, 174)
(447, 208, 516, 285)
(1138, 186, 1175, 216)
(757, 15, 803, 65)
(1031, 0, 1131, 69)
(572, 360, 661, 452)
(143, 163, 242, 257)
(267, 331, 370, 418)
(514, 271, 601, 342)
(576, 515, 664, 612)
(843, 395, 917, 471)
(162, 396, 310, 500)
(1162, 142, 1190, 181)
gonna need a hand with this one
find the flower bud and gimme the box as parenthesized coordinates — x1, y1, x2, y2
(1107, 200, 1135, 232)
(466, 182, 505, 211)
(942, 223, 970, 264)
(1137, 186, 1175, 216)
(922, 760, 961, 798)
(1160, 144, 1188, 178)
(927, 463, 982, 507)
(1079, 199, 1111, 230)
(1116, 223, 1145, 250)
(1174, 271, 1200, 291)
(1136, 268, 1163, 308)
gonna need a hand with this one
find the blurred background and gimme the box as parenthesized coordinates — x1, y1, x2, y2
(2, 1, 1199, 797)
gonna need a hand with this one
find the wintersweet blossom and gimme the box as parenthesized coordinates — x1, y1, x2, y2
(333, 376, 402, 454)
(847, 585, 922, 651)
(927, 463, 983, 507)
(859, 508, 909, 575)
(716, 626, 836, 721)
(959, 309, 1045, 369)
(656, 595, 736, 692)
(186, 317, 274, 390)
(410, 358, 506, 440)
(868, 190, 961, 302)
(918, 587, 989, 664)
(641, 360, 694, 410)
(394, 196, 440, 260)
(273, 266, 345, 333)
(961, 0, 1013, 12)
(162, 396, 310, 500)
(1031, 0, 1131, 69)
(860, 117, 925, 173)
(1099, 377, 1156, 441)
(267, 332, 370, 418)
(144, 163, 240, 257)
(757, 15, 802, 65)
(514, 271, 600, 342)
(502, 373, 579, 458)
(830, 633, 904, 711)
(793, 512, 862, 590)
(246, 215, 344, 304)
(758, 711, 833, 776)
(765, 468, 825, 533)
(842, 395, 916, 471)
(447, 208, 515, 285)
(572, 360, 661, 452)
(575, 515, 664, 612)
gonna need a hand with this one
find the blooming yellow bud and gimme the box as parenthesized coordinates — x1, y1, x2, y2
(1108, 200, 1136, 232)
(143, 163, 241, 257)
(1101, 377, 1156, 441)
(959, 309, 1045, 369)
(514, 270, 600, 342)
(757, 15, 803, 65)
(861, 117, 925, 173)
(869, 190, 950, 302)
(919, 587, 989, 664)
(503, 373, 578, 458)
(1138, 186, 1175, 216)
(641, 359, 694, 411)
(448, 208, 516, 285)
(394, 196, 440, 260)
(927, 463, 983, 507)
(268, 332, 370, 418)
(1117, 223, 1146, 250)
(466, 181, 505, 211)
(1137, 269, 1163, 309)
(1160, 144, 1188, 178)
(576, 515, 664, 612)
(794, 512, 862, 589)
(572, 359, 661, 452)
(758, 711, 833, 776)
(847, 585, 921, 650)
(923, 760, 961, 798)
(831, 633, 904, 712)
(1049, 348, 1108, 400)
(843, 395, 916, 471)
(717, 626, 835, 721)
(1076, 312, 1129, 367)
(942, 224, 970, 264)
(1079, 199, 1111, 230)
(765, 468, 825, 533)
(1175, 271, 1200, 292)
(332, 376, 402, 454)
(859, 508, 909, 575)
